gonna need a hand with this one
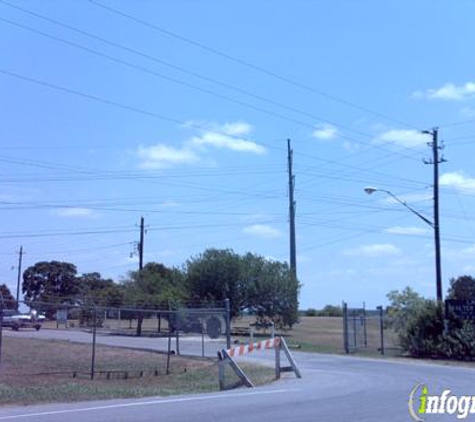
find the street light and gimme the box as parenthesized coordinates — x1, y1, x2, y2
(364, 187, 443, 301)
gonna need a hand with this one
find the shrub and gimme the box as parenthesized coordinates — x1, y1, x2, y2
(387, 287, 475, 359)
(305, 308, 318, 317)
(316, 305, 343, 317)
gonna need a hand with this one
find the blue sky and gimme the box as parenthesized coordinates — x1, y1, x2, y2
(1, 0, 475, 309)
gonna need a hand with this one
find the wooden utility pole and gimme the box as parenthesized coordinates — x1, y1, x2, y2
(287, 139, 297, 277)
(139, 217, 144, 272)
(16, 246, 23, 307)
(424, 128, 445, 302)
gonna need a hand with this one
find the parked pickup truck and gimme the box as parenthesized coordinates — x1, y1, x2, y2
(1, 310, 45, 331)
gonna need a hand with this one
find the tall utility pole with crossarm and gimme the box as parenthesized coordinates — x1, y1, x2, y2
(287, 139, 297, 278)
(364, 127, 446, 302)
(423, 127, 446, 302)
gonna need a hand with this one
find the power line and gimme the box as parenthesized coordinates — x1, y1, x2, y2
(0, 219, 287, 240)
(0, 14, 421, 158)
(86, 0, 418, 131)
(0, 10, 397, 143)
(439, 118, 475, 128)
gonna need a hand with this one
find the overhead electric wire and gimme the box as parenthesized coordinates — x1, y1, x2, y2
(0, 219, 287, 240)
(0, 14, 422, 160)
(0, 10, 399, 143)
(439, 118, 475, 128)
(86, 0, 418, 131)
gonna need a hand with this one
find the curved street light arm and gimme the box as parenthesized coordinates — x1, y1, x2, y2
(381, 190, 435, 228)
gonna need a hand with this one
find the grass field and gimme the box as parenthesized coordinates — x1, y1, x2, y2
(233, 316, 400, 355)
(43, 314, 400, 356)
(0, 337, 275, 405)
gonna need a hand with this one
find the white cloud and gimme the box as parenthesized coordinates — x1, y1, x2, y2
(440, 172, 475, 193)
(189, 122, 265, 154)
(374, 129, 428, 148)
(312, 124, 338, 140)
(413, 82, 475, 101)
(53, 207, 97, 218)
(384, 226, 429, 236)
(243, 224, 282, 239)
(137, 144, 200, 169)
(219, 122, 252, 136)
(136, 121, 264, 170)
(343, 243, 402, 257)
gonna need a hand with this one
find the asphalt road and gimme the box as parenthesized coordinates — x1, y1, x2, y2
(2, 327, 227, 357)
(1, 329, 474, 421)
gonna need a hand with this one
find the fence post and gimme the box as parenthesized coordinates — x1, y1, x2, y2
(91, 306, 97, 380)
(363, 302, 368, 347)
(225, 298, 231, 350)
(275, 339, 281, 380)
(175, 330, 180, 356)
(166, 327, 172, 375)
(377, 306, 384, 355)
(342, 301, 349, 354)
(0, 292, 4, 375)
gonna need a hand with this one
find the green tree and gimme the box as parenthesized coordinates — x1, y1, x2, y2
(186, 249, 300, 328)
(122, 262, 186, 336)
(78, 272, 123, 307)
(0, 283, 16, 309)
(317, 304, 343, 317)
(386, 287, 446, 357)
(386, 287, 424, 333)
(246, 258, 300, 328)
(22, 261, 80, 316)
(186, 249, 244, 317)
(447, 275, 475, 301)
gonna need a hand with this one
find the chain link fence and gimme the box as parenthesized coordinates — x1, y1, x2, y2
(342, 302, 400, 355)
(0, 297, 230, 380)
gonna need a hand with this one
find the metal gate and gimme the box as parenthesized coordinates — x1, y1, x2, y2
(342, 302, 390, 354)
(342, 302, 367, 352)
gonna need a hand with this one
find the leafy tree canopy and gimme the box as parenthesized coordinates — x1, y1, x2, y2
(186, 249, 300, 327)
(0, 283, 16, 309)
(447, 275, 475, 301)
(22, 261, 80, 305)
(78, 272, 123, 307)
(186, 248, 245, 317)
(121, 262, 187, 336)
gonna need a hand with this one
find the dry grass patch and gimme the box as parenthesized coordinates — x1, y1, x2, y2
(232, 316, 399, 355)
(0, 337, 274, 405)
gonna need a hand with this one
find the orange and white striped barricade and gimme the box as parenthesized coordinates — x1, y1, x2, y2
(218, 336, 301, 390)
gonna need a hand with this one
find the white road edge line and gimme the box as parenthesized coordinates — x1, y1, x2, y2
(0, 389, 299, 420)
